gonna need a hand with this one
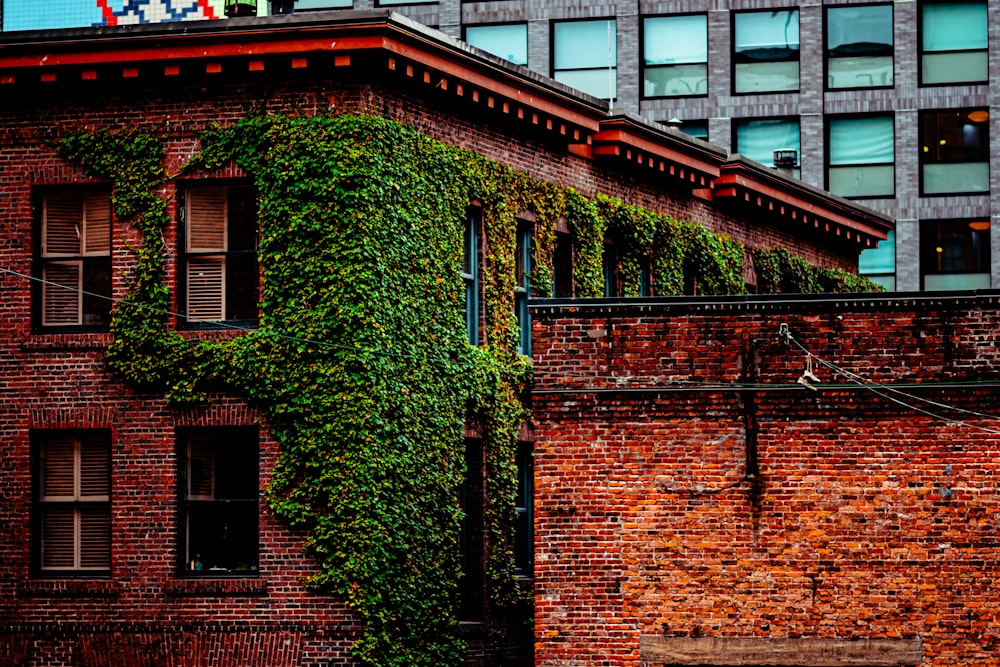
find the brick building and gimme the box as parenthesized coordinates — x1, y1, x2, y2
(531, 291, 1000, 667)
(0, 11, 891, 667)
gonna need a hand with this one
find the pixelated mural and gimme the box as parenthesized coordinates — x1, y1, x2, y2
(3, 0, 267, 32)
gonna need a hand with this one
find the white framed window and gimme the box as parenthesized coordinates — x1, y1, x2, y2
(38, 191, 112, 327)
(183, 185, 258, 324)
(35, 432, 111, 573)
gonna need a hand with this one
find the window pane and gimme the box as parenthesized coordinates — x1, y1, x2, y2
(734, 61, 799, 93)
(182, 429, 259, 574)
(644, 15, 707, 64)
(828, 5, 893, 54)
(466, 24, 528, 66)
(735, 118, 800, 167)
(645, 64, 708, 97)
(922, 51, 988, 84)
(922, 2, 987, 51)
(828, 55, 893, 88)
(924, 163, 989, 194)
(830, 116, 894, 165)
(554, 20, 616, 69)
(554, 68, 618, 100)
(735, 11, 800, 57)
(829, 165, 895, 198)
(294, 0, 352, 7)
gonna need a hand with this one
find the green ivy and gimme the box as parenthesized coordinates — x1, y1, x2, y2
(753, 246, 885, 294)
(55, 112, 881, 667)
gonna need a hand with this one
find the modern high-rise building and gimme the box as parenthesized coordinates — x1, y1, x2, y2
(303, 0, 996, 293)
(2, 0, 994, 291)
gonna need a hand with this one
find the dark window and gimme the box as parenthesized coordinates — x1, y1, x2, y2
(179, 428, 259, 575)
(734, 10, 799, 93)
(36, 191, 112, 328)
(462, 211, 480, 345)
(34, 432, 111, 574)
(603, 242, 620, 297)
(515, 225, 532, 355)
(827, 115, 895, 198)
(921, 220, 990, 290)
(552, 232, 574, 298)
(553, 19, 617, 100)
(182, 185, 259, 325)
(671, 119, 708, 141)
(826, 4, 893, 89)
(514, 441, 533, 577)
(643, 15, 708, 97)
(920, 1, 987, 85)
(465, 23, 528, 66)
(920, 109, 990, 195)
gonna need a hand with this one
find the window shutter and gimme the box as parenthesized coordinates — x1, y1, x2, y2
(80, 437, 111, 500)
(82, 193, 111, 256)
(41, 508, 76, 569)
(41, 436, 77, 500)
(41, 261, 83, 326)
(187, 188, 227, 252)
(79, 508, 112, 569)
(186, 256, 225, 322)
(43, 194, 82, 256)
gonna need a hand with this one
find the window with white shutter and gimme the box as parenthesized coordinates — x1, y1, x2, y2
(183, 185, 258, 325)
(38, 191, 112, 327)
(35, 432, 112, 573)
(179, 428, 259, 575)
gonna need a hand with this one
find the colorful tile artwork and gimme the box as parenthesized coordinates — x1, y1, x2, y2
(3, 0, 266, 31)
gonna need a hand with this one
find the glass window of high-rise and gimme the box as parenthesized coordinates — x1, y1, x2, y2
(734, 118, 800, 177)
(553, 19, 617, 100)
(920, 109, 990, 195)
(919, 1, 988, 84)
(642, 15, 708, 97)
(465, 24, 528, 67)
(827, 115, 895, 198)
(859, 230, 896, 291)
(920, 220, 990, 290)
(733, 10, 800, 94)
(826, 4, 893, 89)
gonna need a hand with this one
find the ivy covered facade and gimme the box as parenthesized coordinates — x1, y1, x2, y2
(0, 11, 891, 667)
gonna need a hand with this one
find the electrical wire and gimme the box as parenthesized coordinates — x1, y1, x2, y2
(787, 334, 1000, 435)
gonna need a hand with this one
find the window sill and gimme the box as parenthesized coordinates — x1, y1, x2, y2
(166, 578, 268, 597)
(18, 579, 120, 598)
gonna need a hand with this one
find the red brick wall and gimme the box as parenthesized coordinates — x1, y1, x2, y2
(0, 61, 864, 665)
(530, 294, 1000, 667)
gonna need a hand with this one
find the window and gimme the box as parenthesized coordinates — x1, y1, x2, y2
(378, 0, 436, 5)
(603, 242, 620, 297)
(643, 15, 708, 97)
(462, 212, 480, 346)
(667, 119, 708, 141)
(551, 231, 574, 298)
(734, 10, 799, 93)
(179, 428, 259, 575)
(515, 225, 532, 356)
(513, 441, 533, 577)
(827, 115, 895, 198)
(34, 432, 111, 573)
(734, 117, 800, 176)
(920, 1, 987, 85)
(182, 185, 259, 324)
(920, 109, 990, 195)
(465, 24, 528, 67)
(921, 220, 990, 290)
(281, 0, 352, 9)
(553, 19, 617, 100)
(859, 230, 896, 291)
(826, 4, 893, 89)
(37, 191, 112, 328)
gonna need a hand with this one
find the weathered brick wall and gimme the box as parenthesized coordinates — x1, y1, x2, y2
(531, 294, 1000, 667)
